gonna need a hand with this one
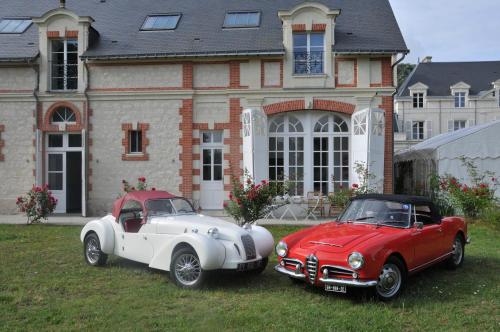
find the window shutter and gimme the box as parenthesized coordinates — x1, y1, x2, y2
(467, 119, 475, 128)
(448, 120, 454, 132)
(405, 121, 412, 140)
(425, 121, 432, 139)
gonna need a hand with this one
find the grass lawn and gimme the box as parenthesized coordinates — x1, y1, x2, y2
(0, 223, 498, 331)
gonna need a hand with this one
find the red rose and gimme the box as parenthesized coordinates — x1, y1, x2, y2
(352, 184, 359, 189)
(223, 201, 228, 208)
(229, 192, 233, 200)
(138, 177, 146, 182)
(246, 178, 252, 185)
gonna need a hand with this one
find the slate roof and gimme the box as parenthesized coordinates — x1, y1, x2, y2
(0, 0, 407, 62)
(398, 61, 500, 97)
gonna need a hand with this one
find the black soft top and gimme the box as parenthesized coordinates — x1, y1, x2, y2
(352, 193, 433, 205)
(351, 194, 441, 221)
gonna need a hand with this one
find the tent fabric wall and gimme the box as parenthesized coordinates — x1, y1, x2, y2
(395, 121, 500, 197)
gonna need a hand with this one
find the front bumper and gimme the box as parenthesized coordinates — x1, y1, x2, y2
(274, 264, 377, 288)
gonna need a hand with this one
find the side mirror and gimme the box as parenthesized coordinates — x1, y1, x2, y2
(414, 221, 424, 230)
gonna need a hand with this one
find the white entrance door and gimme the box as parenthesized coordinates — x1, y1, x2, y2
(200, 131, 224, 209)
(47, 152, 66, 213)
(46, 133, 84, 214)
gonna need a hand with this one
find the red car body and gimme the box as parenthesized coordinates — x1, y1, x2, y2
(275, 194, 468, 298)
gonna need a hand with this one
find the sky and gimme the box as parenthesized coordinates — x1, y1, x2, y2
(389, 0, 500, 64)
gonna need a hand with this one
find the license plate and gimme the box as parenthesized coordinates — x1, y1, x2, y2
(325, 284, 347, 293)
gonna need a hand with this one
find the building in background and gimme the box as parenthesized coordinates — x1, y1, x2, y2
(394, 58, 500, 151)
(0, 0, 407, 215)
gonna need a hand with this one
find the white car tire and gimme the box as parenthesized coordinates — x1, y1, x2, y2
(170, 247, 207, 289)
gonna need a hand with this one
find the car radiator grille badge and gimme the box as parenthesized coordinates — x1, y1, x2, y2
(306, 254, 318, 284)
(241, 235, 256, 260)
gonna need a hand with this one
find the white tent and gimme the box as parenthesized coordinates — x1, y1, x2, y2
(395, 120, 500, 196)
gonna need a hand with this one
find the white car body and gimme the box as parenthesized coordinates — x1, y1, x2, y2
(80, 213, 274, 272)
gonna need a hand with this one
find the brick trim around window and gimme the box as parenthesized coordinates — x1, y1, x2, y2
(179, 99, 193, 197)
(291, 24, 306, 32)
(0, 124, 4, 161)
(379, 96, 394, 193)
(42, 101, 83, 132)
(311, 23, 326, 32)
(335, 58, 358, 88)
(263, 99, 356, 115)
(121, 123, 150, 161)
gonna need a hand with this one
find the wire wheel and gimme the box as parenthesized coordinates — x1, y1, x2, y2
(452, 237, 464, 265)
(86, 237, 101, 264)
(174, 253, 202, 286)
(376, 263, 402, 299)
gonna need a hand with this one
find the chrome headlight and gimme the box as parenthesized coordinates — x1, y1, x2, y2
(348, 252, 364, 270)
(275, 241, 288, 257)
(207, 227, 219, 239)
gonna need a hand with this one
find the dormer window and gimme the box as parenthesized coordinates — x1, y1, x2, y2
(141, 14, 181, 31)
(293, 32, 324, 75)
(223, 11, 260, 28)
(454, 92, 466, 108)
(413, 93, 424, 108)
(50, 39, 78, 91)
(0, 19, 32, 34)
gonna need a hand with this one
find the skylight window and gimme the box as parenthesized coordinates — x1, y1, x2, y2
(223, 11, 260, 28)
(141, 14, 181, 30)
(0, 19, 32, 33)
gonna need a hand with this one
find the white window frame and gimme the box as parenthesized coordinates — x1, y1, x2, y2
(293, 32, 325, 75)
(454, 92, 466, 108)
(412, 121, 425, 140)
(50, 39, 78, 91)
(128, 130, 143, 154)
(268, 112, 350, 196)
(413, 93, 424, 108)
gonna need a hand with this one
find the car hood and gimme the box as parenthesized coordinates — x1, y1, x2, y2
(152, 214, 247, 239)
(297, 222, 385, 253)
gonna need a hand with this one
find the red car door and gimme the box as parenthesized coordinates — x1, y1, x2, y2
(410, 205, 445, 270)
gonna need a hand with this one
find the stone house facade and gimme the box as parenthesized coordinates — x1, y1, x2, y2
(395, 58, 500, 151)
(0, 0, 408, 215)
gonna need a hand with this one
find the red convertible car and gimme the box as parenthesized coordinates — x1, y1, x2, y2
(274, 194, 469, 300)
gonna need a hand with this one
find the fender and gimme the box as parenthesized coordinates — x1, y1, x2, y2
(250, 225, 274, 258)
(80, 217, 115, 255)
(149, 233, 226, 271)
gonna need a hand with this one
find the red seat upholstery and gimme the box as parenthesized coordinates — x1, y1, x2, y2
(124, 219, 143, 233)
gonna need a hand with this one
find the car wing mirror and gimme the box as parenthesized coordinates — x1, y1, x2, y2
(414, 221, 424, 230)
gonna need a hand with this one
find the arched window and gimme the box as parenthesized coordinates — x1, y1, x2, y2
(312, 114, 350, 194)
(51, 107, 76, 124)
(268, 115, 304, 195)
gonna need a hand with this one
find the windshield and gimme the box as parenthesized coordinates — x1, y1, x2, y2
(338, 199, 411, 228)
(145, 198, 195, 216)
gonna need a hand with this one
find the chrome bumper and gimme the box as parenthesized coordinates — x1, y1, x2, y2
(275, 265, 377, 287)
(319, 277, 377, 288)
(274, 265, 306, 280)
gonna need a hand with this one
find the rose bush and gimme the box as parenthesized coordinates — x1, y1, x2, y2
(431, 157, 498, 219)
(122, 177, 155, 193)
(16, 184, 57, 224)
(224, 176, 284, 226)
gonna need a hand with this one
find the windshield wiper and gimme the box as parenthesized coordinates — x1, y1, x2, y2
(354, 216, 375, 221)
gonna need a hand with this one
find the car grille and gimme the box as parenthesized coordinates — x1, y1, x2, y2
(306, 255, 318, 283)
(241, 235, 256, 260)
(322, 265, 354, 277)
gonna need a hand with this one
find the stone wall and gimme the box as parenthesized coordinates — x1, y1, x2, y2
(88, 99, 182, 215)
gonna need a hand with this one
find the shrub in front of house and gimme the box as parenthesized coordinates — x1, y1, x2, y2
(431, 157, 498, 219)
(224, 176, 282, 226)
(16, 185, 57, 224)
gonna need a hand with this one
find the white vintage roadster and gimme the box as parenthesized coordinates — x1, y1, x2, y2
(80, 191, 274, 288)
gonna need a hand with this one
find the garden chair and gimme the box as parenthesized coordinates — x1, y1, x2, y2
(304, 192, 324, 220)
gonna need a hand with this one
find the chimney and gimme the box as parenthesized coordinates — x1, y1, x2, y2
(421, 56, 433, 63)
(60, 0, 66, 8)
